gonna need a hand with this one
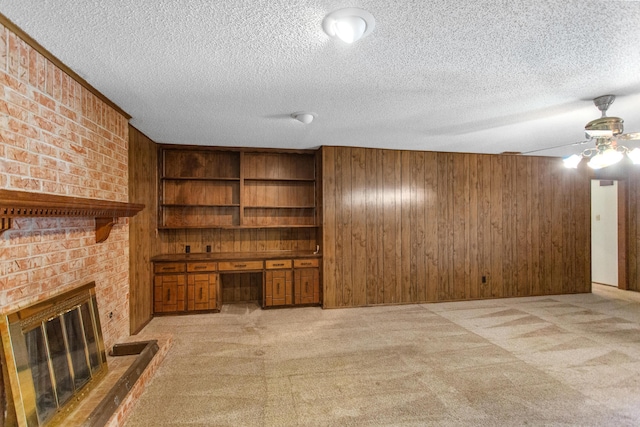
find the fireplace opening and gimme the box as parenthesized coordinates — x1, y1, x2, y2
(1, 282, 107, 427)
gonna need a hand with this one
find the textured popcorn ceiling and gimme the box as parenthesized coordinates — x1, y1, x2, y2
(2, 1, 640, 156)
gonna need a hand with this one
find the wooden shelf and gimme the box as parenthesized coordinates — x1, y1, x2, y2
(161, 177, 240, 181)
(244, 205, 316, 209)
(159, 148, 317, 229)
(243, 178, 315, 182)
(0, 189, 144, 243)
(158, 224, 319, 230)
(162, 204, 240, 208)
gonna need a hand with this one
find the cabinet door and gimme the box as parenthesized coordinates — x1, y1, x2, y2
(295, 268, 320, 305)
(154, 274, 185, 313)
(187, 273, 218, 311)
(265, 270, 292, 306)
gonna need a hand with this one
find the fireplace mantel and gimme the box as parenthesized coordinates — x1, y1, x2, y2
(0, 189, 144, 243)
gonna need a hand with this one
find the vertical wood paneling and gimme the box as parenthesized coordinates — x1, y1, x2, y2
(624, 168, 639, 291)
(424, 153, 439, 302)
(321, 146, 592, 308)
(322, 147, 337, 307)
(375, 149, 385, 304)
(401, 151, 412, 303)
(477, 155, 492, 299)
(394, 151, 403, 303)
(550, 164, 564, 294)
(339, 148, 353, 306)
(490, 155, 504, 298)
(412, 152, 427, 302)
(468, 155, 479, 300)
(128, 126, 158, 334)
(529, 158, 541, 295)
(365, 149, 380, 304)
(438, 153, 454, 300)
(382, 150, 397, 304)
(351, 148, 367, 306)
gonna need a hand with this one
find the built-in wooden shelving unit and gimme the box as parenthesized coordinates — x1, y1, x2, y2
(158, 147, 318, 229)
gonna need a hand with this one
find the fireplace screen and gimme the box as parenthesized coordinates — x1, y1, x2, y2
(1, 282, 107, 427)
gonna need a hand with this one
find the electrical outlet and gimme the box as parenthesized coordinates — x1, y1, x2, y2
(185, 245, 190, 253)
(482, 276, 487, 284)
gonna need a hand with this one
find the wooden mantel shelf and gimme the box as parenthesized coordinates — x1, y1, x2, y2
(0, 189, 145, 243)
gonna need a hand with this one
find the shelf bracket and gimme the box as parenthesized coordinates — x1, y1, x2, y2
(95, 217, 117, 243)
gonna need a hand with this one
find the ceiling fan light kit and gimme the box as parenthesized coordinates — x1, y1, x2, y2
(563, 95, 640, 169)
(323, 8, 376, 43)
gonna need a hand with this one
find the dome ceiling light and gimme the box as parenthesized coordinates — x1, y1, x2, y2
(292, 112, 316, 124)
(322, 8, 376, 44)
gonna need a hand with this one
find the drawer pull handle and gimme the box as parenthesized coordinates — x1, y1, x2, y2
(199, 288, 203, 299)
(274, 263, 284, 267)
(300, 262, 311, 266)
(194, 266, 206, 270)
(166, 289, 171, 301)
(235, 264, 246, 268)
(163, 267, 176, 271)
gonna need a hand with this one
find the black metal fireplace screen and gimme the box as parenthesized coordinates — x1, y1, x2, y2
(1, 282, 107, 427)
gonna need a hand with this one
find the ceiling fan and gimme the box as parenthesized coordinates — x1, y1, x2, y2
(525, 95, 640, 169)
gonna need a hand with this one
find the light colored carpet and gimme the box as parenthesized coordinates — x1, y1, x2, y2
(124, 285, 640, 426)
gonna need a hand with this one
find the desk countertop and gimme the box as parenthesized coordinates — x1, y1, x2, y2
(151, 251, 321, 263)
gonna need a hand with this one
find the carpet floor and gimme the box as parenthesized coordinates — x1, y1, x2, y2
(124, 284, 640, 426)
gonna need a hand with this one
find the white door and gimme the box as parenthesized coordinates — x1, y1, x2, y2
(591, 180, 618, 286)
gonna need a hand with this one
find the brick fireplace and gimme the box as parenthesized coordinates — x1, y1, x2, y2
(0, 19, 138, 426)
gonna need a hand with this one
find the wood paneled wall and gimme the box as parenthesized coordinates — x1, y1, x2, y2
(321, 146, 591, 308)
(624, 166, 640, 292)
(128, 126, 158, 333)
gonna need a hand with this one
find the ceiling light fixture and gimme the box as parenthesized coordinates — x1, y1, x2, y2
(563, 95, 640, 170)
(322, 8, 376, 44)
(563, 139, 640, 170)
(292, 112, 316, 124)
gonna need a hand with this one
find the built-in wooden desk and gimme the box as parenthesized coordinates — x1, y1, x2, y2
(151, 251, 321, 314)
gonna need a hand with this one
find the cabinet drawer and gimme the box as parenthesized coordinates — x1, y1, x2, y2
(293, 259, 319, 268)
(265, 259, 292, 269)
(218, 260, 263, 271)
(154, 263, 186, 273)
(187, 262, 217, 272)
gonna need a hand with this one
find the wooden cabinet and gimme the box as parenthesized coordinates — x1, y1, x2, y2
(295, 267, 320, 305)
(294, 259, 320, 305)
(265, 270, 292, 307)
(153, 254, 321, 313)
(186, 262, 219, 311)
(187, 273, 218, 311)
(154, 273, 185, 313)
(158, 147, 318, 229)
(153, 261, 220, 314)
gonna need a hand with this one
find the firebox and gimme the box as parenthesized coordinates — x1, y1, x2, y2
(1, 282, 107, 427)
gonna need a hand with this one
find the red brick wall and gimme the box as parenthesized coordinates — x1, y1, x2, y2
(0, 23, 131, 349)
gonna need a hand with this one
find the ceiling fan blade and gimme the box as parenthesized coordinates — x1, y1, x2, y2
(618, 132, 640, 141)
(521, 140, 590, 155)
